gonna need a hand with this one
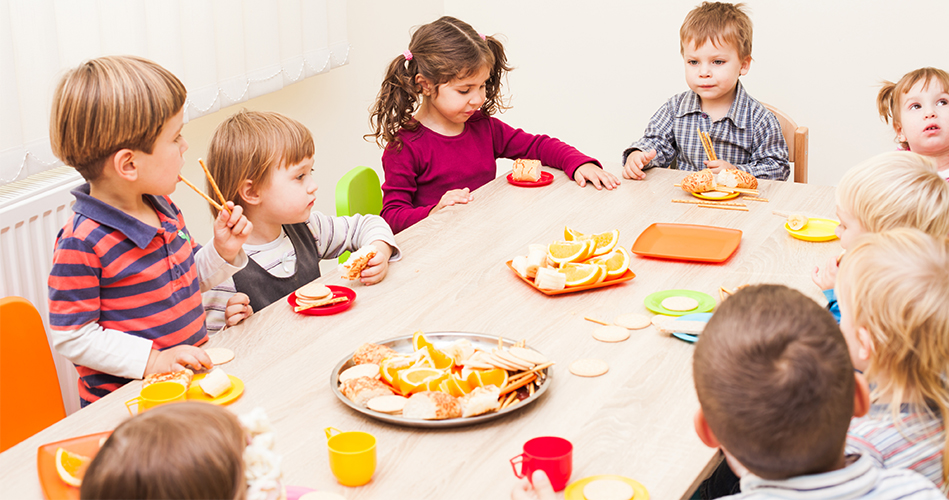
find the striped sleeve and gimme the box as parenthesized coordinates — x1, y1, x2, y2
(202, 276, 238, 335)
(308, 212, 402, 262)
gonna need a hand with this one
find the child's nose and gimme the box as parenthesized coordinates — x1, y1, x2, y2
(307, 177, 318, 193)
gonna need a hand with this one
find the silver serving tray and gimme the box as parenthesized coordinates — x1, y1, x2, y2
(330, 332, 552, 428)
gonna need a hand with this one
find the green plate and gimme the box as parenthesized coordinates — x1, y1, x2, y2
(644, 289, 716, 316)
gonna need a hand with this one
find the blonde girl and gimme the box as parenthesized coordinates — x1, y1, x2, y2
(811, 152, 949, 321)
(366, 16, 619, 234)
(835, 228, 949, 492)
(81, 402, 246, 499)
(878, 67, 949, 179)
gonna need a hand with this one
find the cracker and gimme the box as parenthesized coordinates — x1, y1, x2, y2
(661, 296, 699, 312)
(338, 363, 381, 383)
(509, 347, 547, 365)
(299, 492, 347, 500)
(486, 352, 520, 371)
(297, 283, 332, 300)
(614, 313, 651, 330)
(204, 347, 234, 365)
(494, 350, 533, 370)
(366, 395, 408, 414)
(651, 315, 672, 328)
(592, 325, 630, 343)
(569, 359, 609, 377)
(583, 479, 635, 500)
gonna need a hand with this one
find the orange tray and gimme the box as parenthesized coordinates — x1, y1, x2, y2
(506, 260, 636, 295)
(38, 431, 111, 500)
(631, 223, 741, 263)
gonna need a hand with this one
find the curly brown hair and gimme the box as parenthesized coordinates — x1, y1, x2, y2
(365, 16, 512, 151)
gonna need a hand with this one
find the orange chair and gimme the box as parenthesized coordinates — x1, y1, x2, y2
(1, 296, 66, 451)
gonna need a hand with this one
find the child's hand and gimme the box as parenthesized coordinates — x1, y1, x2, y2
(704, 159, 737, 173)
(145, 345, 212, 375)
(811, 254, 840, 291)
(224, 293, 253, 327)
(574, 163, 620, 190)
(212, 202, 253, 265)
(360, 240, 394, 285)
(431, 188, 473, 215)
(623, 149, 656, 180)
(511, 470, 556, 500)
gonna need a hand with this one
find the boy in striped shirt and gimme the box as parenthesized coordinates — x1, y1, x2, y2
(47, 56, 252, 407)
(692, 285, 942, 499)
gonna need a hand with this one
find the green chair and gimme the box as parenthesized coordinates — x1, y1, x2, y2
(335, 166, 383, 263)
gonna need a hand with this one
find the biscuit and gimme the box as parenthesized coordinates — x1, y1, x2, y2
(366, 395, 408, 414)
(614, 313, 651, 330)
(661, 296, 699, 312)
(494, 350, 534, 370)
(569, 359, 609, 377)
(583, 479, 635, 500)
(592, 325, 630, 343)
(204, 347, 235, 365)
(297, 283, 332, 300)
(509, 347, 547, 365)
(338, 363, 381, 383)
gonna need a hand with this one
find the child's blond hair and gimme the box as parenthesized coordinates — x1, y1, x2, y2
(836, 152, 949, 235)
(877, 67, 949, 150)
(206, 110, 315, 217)
(680, 2, 753, 60)
(49, 55, 187, 181)
(81, 402, 246, 499)
(836, 228, 949, 484)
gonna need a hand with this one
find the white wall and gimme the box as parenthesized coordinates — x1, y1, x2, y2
(178, 0, 949, 244)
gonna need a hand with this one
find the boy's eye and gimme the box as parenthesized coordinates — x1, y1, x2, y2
(713, 60, 725, 65)
(909, 103, 921, 110)
(937, 98, 948, 106)
(687, 60, 698, 65)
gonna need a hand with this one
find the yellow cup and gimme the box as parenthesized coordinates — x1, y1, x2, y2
(325, 427, 376, 486)
(125, 381, 187, 415)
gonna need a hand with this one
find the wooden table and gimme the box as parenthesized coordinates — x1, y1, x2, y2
(0, 166, 841, 499)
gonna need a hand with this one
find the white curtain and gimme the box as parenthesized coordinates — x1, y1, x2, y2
(0, 0, 349, 185)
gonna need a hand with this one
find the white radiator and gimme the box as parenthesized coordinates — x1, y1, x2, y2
(0, 167, 84, 415)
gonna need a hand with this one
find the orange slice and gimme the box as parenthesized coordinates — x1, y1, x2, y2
(55, 447, 90, 487)
(586, 247, 630, 279)
(467, 368, 508, 389)
(589, 229, 620, 256)
(445, 374, 473, 397)
(398, 367, 445, 395)
(379, 355, 411, 386)
(414, 346, 454, 370)
(548, 240, 589, 265)
(564, 226, 586, 241)
(560, 263, 605, 287)
(412, 331, 435, 351)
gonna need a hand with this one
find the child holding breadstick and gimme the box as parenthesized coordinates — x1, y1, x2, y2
(201, 111, 400, 333)
(367, 16, 618, 234)
(877, 67, 949, 180)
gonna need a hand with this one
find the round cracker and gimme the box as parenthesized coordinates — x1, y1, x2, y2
(614, 313, 651, 330)
(299, 492, 346, 500)
(494, 350, 533, 370)
(651, 315, 672, 328)
(338, 363, 381, 383)
(661, 296, 699, 312)
(583, 479, 635, 500)
(204, 347, 235, 365)
(509, 347, 547, 365)
(486, 352, 521, 371)
(592, 325, 630, 343)
(569, 359, 609, 377)
(700, 191, 729, 199)
(366, 395, 408, 414)
(297, 283, 332, 299)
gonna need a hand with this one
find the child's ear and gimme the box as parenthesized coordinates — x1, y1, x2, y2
(739, 56, 752, 76)
(853, 372, 871, 418)
(855, 326, 874, 363)
(415, 74, 433, 96)
(693, 408, 722, 448)
(109, 149, 138, 182)
(238, 179, 261, 206)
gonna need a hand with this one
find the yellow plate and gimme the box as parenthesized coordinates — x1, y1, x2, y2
(691, 190, 739, 201)
(564, 475, 649, 500)
(187, 373, 244, 405)
(785, 218, 839, 241)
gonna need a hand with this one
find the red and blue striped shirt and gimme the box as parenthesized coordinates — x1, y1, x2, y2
(48, 185, 207, 405)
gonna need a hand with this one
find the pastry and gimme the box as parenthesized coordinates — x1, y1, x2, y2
(716, 169, 758, 190)
(460, 386, 501, 417)
(340, 376, 394, 407)
(680, 169, 716, 193)
(402, 391, 462, 420)
(352, 343, 398, 365)
(339, 246, 377, 280)
(512, 159, 542, 182)
(143, 369, 193, 389)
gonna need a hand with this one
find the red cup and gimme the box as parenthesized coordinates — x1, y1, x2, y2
(509, 436, 573, 492)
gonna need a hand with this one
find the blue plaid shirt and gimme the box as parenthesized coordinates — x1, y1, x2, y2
(623, 82, 789, 180)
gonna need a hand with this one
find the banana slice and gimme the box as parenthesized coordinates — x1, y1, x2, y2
(787, 214, 808, 230)
(534, 268, 566, 290)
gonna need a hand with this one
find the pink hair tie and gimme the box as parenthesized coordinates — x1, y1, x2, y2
(403, 49, 413, 61)
(479, 33, 486, 41)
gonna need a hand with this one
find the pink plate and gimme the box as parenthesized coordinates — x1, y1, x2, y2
(287, 285, 355, 316)
(507, 171, 554, 187)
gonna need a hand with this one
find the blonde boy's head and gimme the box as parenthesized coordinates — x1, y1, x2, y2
(680, 2, 753, 59)
(877, 67, 949, 148)
(206, 110, 314, 216)
(836, 152, 949, 236)
(836, 229, 949, 469)
(50, 55, 187, 182)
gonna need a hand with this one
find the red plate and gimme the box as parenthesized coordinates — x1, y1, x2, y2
(506, 171, 554, 187)
(38, 431, 112, 500)
(287, 285, 355, 315)
(506, 260, 636, 295)
(631, 223, 741, 263)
